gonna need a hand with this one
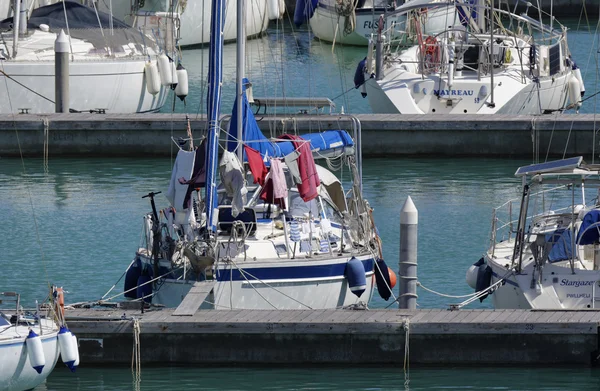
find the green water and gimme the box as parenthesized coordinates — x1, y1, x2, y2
(43, 366, 600, 390)
(0, 156, 527, 309)
(6, 156, 580, 388)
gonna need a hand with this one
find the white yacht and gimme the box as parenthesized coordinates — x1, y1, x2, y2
(357, 0, 585, 114)
(99, 0, 278, 48)
(308, 0, 457, 46)
(467, 157, 600, 309)
(122, 111, 382, 310)
(0, 1, 175, 114)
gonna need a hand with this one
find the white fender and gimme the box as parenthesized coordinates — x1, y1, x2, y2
(157, 54, 173, 86)
(447, 40, 455, 88)
(573, 67, 585, 97)
(175, 64, 188, 101)
(278, 0, 286, 17)
(58, 326, 78, 371)
(71, 333, 80, 368)
(169, 58, 179, 87)
(568, 76, 582, 108)
(26, 330, 46, 374)
(267, 0, 279, 20)
(144, 61, 161, 95)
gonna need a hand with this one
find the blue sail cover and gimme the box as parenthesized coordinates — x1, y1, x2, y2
(548, 229, 577, 263)
(576, 210, 600, 245)
(204, 0, 225, 232)
(227, 82, 354, 165)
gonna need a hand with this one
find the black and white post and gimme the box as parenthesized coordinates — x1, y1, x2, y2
(54, 30, 69, 113)
(399, 196, 418, 309)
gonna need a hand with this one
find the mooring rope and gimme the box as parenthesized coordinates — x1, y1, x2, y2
(336, 0, 357, 36)
(132, 318, 141, 390)
(43, 118, 49, 174)
(403, 318, 410, 390)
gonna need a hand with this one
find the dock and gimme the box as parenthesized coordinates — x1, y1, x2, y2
(66, 308, 600, 366)
(0, 113, 598, 158)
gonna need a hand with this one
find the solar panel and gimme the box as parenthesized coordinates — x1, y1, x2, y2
(514, 156, 583, 177)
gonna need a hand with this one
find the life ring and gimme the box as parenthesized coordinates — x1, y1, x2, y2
(423, 36, 440, 72)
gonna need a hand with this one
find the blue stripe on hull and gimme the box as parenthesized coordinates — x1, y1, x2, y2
(216, 259, 374, 282)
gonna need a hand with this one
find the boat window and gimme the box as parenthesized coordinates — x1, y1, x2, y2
(139, 0, 170, 12)
(0, 313, 10, 327)
(321, 198, 344, 225)
(289, 190, 319, 217)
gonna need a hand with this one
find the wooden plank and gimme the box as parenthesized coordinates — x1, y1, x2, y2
(294, 309, 327, 323)
(545, 311, 568, 323)
(577, 311, 600, 323)
(468, 310, 496, 323)
(172, 281, 215, 316)
(487, 309, 514, 323)
(408, 309, 433, 323)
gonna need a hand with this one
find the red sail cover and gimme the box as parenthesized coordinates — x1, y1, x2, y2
(280, 134, 320, 202)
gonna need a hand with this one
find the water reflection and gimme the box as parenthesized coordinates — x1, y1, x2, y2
(44, 366, 600, 390)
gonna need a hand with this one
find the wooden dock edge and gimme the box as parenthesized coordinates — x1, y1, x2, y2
(65, 308, 600, 366)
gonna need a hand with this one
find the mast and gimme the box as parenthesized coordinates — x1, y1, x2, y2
(12, 0, 20, 58)
(236, 0, 246, 162)
(205, 0, 225, 232)
(489, 0, 495, 108)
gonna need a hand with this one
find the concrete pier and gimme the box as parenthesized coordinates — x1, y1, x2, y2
(0, 113, 599, 158)
(66, 308, 600, 366)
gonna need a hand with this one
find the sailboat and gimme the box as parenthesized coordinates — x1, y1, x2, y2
(0, 289, 79, 390)
(356, 0, 585, 114)
(466, 157, 600, 309)
(97, 0, 279, 47)
(118, 0, 387, 311)
(304, 0, 457, 46)
(0, 1, 179, 114)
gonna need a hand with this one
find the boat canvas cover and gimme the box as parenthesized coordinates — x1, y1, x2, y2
(0, 2, 138, 49)
(0, 1, 130, 30)
(227, 79, 354, 164)
(576, 210, 600, 245)
(548, 229, 576, 262)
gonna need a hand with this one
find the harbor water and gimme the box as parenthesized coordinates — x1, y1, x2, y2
(3, 17, 600, 390)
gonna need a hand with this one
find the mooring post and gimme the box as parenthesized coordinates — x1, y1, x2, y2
(399, 196, 418, 309)
(54, 30, 69, 113)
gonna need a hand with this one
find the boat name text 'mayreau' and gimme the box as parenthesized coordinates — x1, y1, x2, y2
(433, 89, 475, 97)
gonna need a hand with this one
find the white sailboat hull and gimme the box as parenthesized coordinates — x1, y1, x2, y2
(148, 255, 375, 310)
(0, 59, 169, 114)
(0, 328, 60, 391)
(179, 0, 270, 46)
(309, 5, 454, 46)
(365, 64, 572, 115)
(487, 248, 600, 310)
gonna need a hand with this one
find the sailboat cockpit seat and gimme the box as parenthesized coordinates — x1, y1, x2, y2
(217, 206, 257, 236)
